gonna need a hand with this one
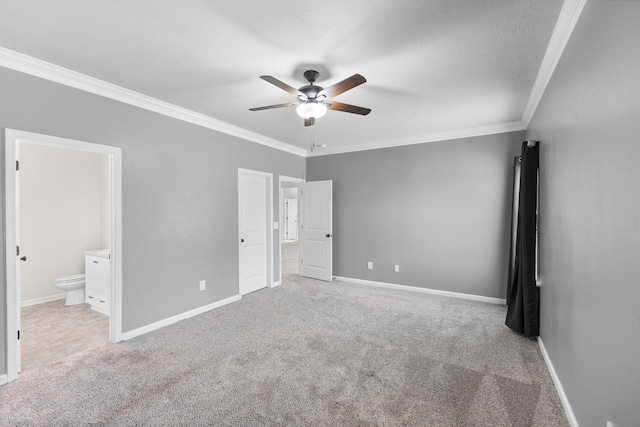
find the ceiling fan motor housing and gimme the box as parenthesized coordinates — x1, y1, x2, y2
(303, 70, 320, 84)
(299, 85, 323, 100)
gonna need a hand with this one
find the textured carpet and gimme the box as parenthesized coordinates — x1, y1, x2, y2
(0, 274, 568, 426)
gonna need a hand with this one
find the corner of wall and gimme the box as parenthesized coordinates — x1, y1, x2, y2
(538, 338, 579, 427)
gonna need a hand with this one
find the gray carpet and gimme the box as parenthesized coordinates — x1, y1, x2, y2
(0, 273, 568, 426)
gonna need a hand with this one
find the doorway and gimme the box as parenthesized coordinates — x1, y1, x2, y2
(4, 129, 123, 383)
(282, 190, 299, 277)
(278, 177, 333, 282)
(284, 197, 298, 242)
(279, 176, 304, 281)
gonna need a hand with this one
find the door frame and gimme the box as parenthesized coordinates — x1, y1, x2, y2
(238, 168, 274, 294)
(4, 129, 123, 383)
(278, 175, 304, 284)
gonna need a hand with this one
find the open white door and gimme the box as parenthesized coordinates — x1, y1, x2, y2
(285, 198, 298, 241)
(14, 142, 22, 375)
(299, 180, 333, 281)
(238, 169, 271, 295)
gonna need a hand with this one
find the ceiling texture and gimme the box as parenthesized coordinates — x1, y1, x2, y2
(0, 0, 567, 156)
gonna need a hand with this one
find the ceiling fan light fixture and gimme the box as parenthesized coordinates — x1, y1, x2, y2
(251, 71, 369, 126)
(296, 101, 327, 119)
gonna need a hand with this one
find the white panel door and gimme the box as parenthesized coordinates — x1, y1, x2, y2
(285, 198, 298, 241)
(299, 180, 332, 281)
(239, 172, 267, 295)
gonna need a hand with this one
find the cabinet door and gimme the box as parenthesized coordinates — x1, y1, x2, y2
(86, 255, 110, 294)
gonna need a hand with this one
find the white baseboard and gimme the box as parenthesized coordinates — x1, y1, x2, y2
(21, 293, 66, 307)
(271, 281, 282, 288)
(334, 276, 506, 305)
(538, 337, 579, 427)
(0, 374, 7, 386)
(121, 294, 241, 341)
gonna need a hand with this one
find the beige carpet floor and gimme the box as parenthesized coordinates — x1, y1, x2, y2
(0, 271, 568, 426)
(281, 240, 299, 276)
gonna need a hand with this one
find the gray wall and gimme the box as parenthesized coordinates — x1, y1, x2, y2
(526, 2, 640, 426)
(307, 131, 524, 299)
(0, 67, 305, 377)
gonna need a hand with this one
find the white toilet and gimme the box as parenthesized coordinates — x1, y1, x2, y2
(53, 274, 86, 305)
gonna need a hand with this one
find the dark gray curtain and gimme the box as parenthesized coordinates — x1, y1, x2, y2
(506, 141, 539, 337)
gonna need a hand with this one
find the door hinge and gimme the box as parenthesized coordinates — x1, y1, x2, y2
(17, 246, 20, 256)
(16, 160, 19, 171)
(18, 330, 20, 340)
(300, 258, 303, 264)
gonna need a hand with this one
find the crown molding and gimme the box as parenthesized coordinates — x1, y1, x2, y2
(0, 47, 307, 157)
(1, 0, 585, 161)
(521, 0, 588, 127)
(307, 120, 526, 157)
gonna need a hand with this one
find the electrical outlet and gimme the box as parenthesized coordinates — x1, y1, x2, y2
(394, 264, 400, 272)
(199, 280, 206, 291)
(367, 261, 373, 270)
(607, 422, 615, 427)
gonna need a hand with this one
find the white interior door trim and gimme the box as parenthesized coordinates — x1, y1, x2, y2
(238, 168, 274, 293)
(278, 175, 304, 284)
(4, 129, 123, 383)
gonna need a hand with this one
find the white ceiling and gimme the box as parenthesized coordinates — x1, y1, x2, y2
(0, 0, 565, 156)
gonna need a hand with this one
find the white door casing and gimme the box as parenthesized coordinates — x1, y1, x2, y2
(14, 141, 22, 374)
(238, 169, 272, 295)
(299, 180, 333, 282)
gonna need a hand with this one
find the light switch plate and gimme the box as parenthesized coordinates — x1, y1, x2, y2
(273, 222, 279, 229)
(199, 280, 206, 291)
(367, 261, 373, 270)
(394, 265, 400, 272)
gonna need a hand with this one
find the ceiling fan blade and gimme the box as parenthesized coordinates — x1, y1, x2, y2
(260, 75, 303, 97)
(304, 117, 315, 127)
(320, 74, 367, 98)
(249, 102, 297, 112)
(327, 101, 371, 116)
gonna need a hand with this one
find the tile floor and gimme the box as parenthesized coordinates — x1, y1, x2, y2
(20, 299, 109, 372)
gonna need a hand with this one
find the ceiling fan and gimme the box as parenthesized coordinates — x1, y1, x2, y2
(249, 70, 371, 126)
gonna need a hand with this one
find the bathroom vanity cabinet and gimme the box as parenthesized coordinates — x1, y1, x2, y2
(85, 250, 110, 316)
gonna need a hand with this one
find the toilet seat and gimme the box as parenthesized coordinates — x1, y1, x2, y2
(53, 273, 85, 284)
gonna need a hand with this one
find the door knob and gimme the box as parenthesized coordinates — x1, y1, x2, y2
(241, 238, 245, 243)
(326, 234, 332, 238)
(20, 256, 27, 261)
